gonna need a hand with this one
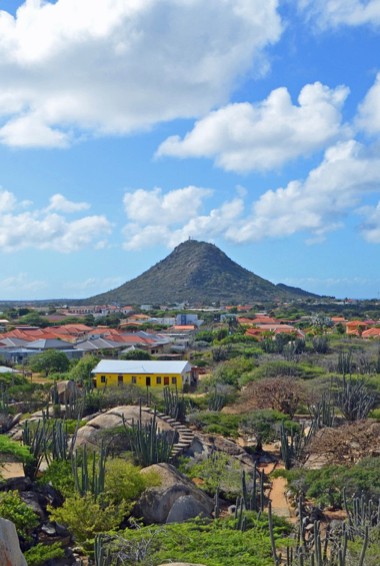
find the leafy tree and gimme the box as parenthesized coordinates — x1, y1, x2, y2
(240, 410, 284, 452)
(69, 354, 99, 384)
(212, 357, 255, 388)
(120, 349, 152, 360)
(18, 311, 49, 327)
(30, 350, 70, 376)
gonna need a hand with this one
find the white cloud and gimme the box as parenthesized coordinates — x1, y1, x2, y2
(0, 0, 282, 147)
(156, 82, 349, 172)
(357, 73, 380, 135)
(122, 141, 380, 249)
(122, 185, 244, 249)
(226, 140, 380, 243)
(0, 189, 17, 212)
(123, 186, 213, 226)
(0, 189, 111, 252)
(0, 273, 47, 293)
(0, 114, 69, 148)
(47, 193, 90, 213)
(359, 202, 380, 243)
(298, 0, 380, 28)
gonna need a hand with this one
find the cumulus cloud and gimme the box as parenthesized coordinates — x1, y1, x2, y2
(123, 141, 380, 249)
(0, 0, 282, 147)
(359, 202, 380, 243)
(47, 193, 91, 213)
(63, 276, 124, 290)
(298, 0, 380, 28)
(156, 82, 349, 172)
(226, 140, 380, 243)
(357, 73, 380, 135)
(123, 186, 213, 226)
(0, 189, 17, 212)
(0, 273, 48, 293)
(0, 188, 111, 252)
(122, 185, 244, 249)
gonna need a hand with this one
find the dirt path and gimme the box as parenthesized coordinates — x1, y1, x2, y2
(269, 474, 291, 519)
(257, 460, 292, 520)
(0, 462, 24, 479)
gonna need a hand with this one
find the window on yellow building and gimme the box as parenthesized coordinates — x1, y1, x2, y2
(132, 376, 137, 384)
(118, 375, 123, 385)
(172, 377, 177, 385)
(101, 376, 106, 383)
(156, 376, 162, 384)
(164, 376, 169, 385)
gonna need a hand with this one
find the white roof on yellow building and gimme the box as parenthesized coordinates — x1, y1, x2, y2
(92, 360, 191, 375)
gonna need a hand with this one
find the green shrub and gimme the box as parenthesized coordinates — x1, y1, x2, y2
(183, 451, 242, 497)
(212, 357, 255, 388)
(278, 457, 380, 508)
(38, 459, 75, 498)
(48, 493, 127, 547)
(104, 458, 160, 506)
(24, 542, 65, 566)
(187, 411, 240, 437)
(106, 515, 291, 566)
(0, 435, 32, 464)
(0, 490, 39, 541)
(369, 408, 380, 420)
(242, 361, 324, 386)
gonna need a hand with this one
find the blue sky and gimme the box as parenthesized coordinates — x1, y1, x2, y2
(1, 0, 380, 301)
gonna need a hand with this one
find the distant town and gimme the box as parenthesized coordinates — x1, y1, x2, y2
(1, 298, 380, 368)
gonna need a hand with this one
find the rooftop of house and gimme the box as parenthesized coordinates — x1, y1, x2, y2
(92, 359, 191, 375)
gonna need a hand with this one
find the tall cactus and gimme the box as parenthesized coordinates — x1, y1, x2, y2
(22, 417, 51, 480)
(72, 444, 107, 500)
(124, 403, 175, 466)
(163, 386, 187, 422)
(335, 375, 375, 422)
(49, 418, 78, 462)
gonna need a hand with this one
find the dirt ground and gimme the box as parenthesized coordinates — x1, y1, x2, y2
(0, 462, 24, 479)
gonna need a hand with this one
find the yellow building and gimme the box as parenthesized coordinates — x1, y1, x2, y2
(91, 359, 192, 390)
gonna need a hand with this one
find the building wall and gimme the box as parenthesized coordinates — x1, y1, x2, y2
(93, 371, 184, 389)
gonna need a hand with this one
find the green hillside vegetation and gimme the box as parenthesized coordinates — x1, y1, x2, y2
(86, 240, 319, 304)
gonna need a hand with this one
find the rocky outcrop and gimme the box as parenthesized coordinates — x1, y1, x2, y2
(166, 495, 212, 523)
(133, 463, 213, 524)
(50, 380, 81, 404)
(188, 433, 255, 470)
(75, 405, 173, 448)
(0, 518, 27, 566)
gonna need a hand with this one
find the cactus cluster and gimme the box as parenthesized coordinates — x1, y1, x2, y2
(22, 418, 50, 480)
(268, 491, 378, 566)
(124, 403, 175, 467)
(208, 386, 227, 411)
(72, 444, 107, 500)
(22, 414, 79, 479)
(308, 391, 335, 430)
(279, 422, 315, 470)
(163, 386, 187, 422)
(335, 375, 375, 422)
(49, 418, 78, 462)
